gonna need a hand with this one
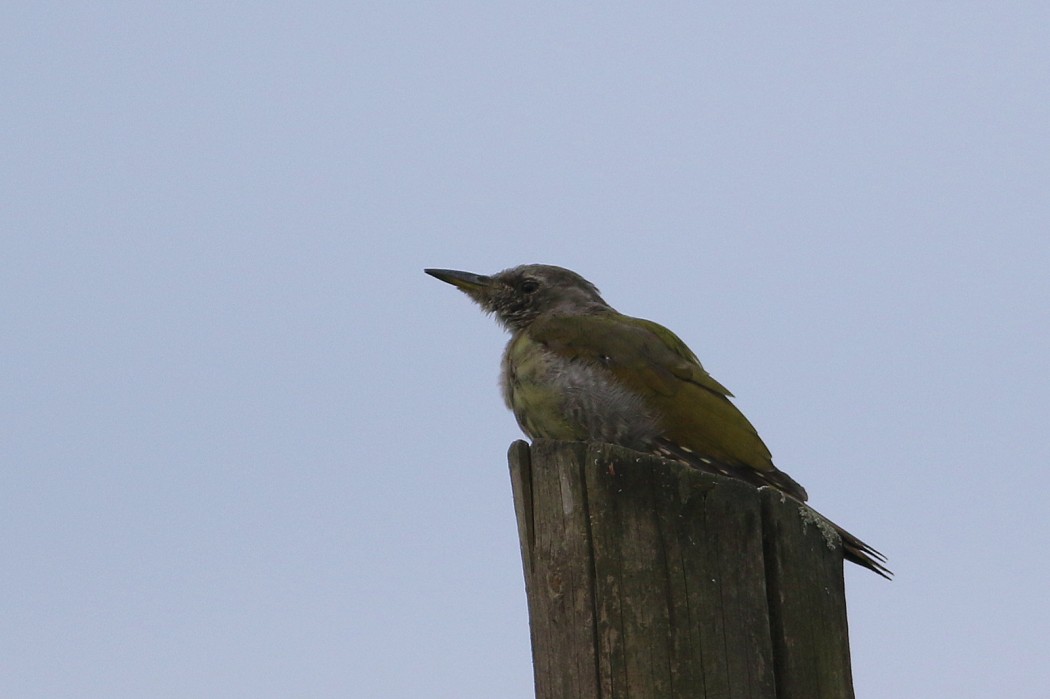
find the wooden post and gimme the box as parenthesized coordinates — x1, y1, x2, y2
(508, 439, 855, 699)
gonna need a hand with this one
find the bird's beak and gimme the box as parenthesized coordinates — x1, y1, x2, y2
(424, 268, 492, 292)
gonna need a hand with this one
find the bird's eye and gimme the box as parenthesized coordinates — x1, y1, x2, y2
(520, 279, 540, 294)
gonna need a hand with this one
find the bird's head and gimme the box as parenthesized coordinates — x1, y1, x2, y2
(425, 264, 610, 330)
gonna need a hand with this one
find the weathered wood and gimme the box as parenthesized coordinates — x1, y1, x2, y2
(509, 440, 601, 698)
(508, 439, 855, 699)
(761, 488, 855, 699)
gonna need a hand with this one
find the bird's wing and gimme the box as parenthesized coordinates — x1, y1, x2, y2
(630, 317, 737, 397)
(529, 313, 802, 494)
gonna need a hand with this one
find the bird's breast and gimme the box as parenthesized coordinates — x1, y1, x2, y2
(501, 333, 659, 450)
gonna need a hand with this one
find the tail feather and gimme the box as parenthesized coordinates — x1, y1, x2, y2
(834, 522, 893, 579)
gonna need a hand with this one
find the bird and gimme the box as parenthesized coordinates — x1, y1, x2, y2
(425, 263, 890, 578)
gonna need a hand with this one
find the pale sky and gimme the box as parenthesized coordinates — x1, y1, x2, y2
(3, 4, 1049, 698)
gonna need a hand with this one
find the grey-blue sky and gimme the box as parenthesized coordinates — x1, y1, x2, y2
(2, 3, 1048, 697)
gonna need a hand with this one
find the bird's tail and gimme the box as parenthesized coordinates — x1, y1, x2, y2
(832, 521, 892, 579)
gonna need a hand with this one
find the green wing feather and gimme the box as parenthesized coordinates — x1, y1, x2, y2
(528, 312, 782, 479)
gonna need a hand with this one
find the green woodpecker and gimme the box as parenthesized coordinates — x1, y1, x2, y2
(425, 264, 890, 578)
